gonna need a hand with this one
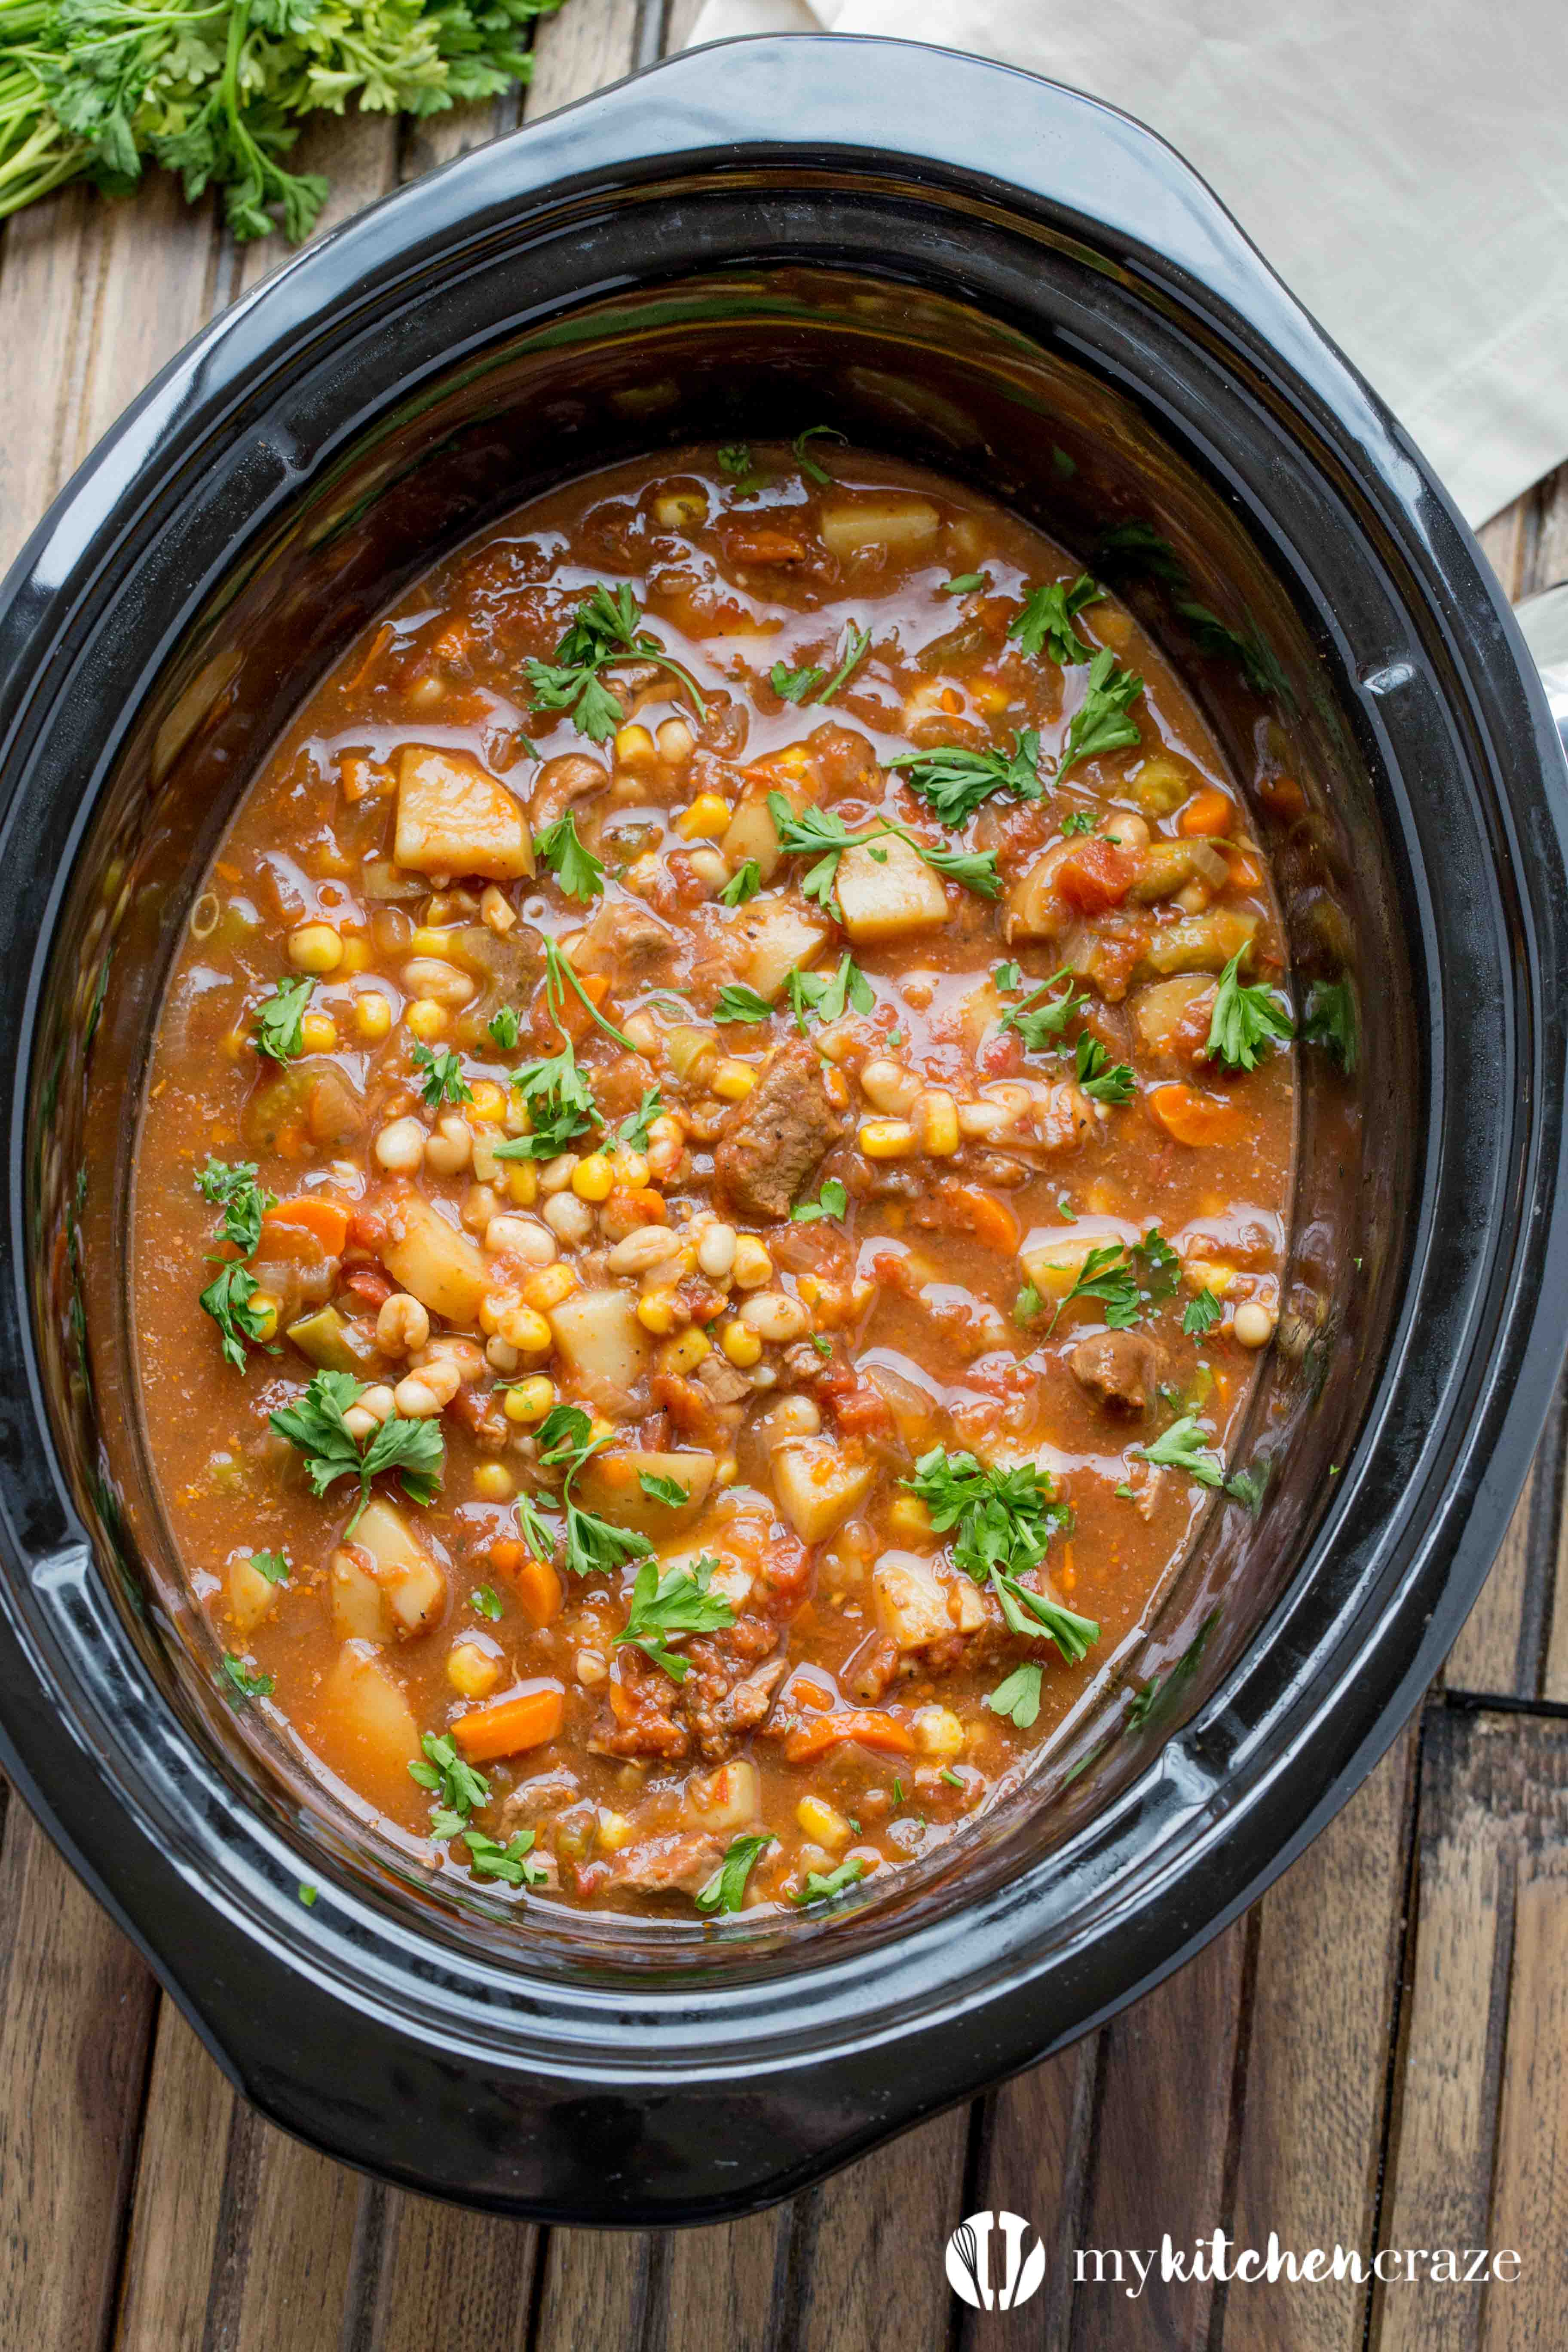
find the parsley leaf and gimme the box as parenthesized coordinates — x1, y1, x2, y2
(766, 795, 1000, 910)
(784, 952, 874, 1033)
(1206, 947, 1293, 1071)
(1013, 1281, 1043, 1329)
(522, 583, 706, 745)
(413, 1042, 472, 1108)
(1075, 1031, 1137, 1104)
(903, 1447, 1070, 1586)
(717, 443, 763, 497)
(986, 1663, 1043, 1728)
(941, 572, 988, 595)
(793, 424, 846, 485)
(614, 1087, 663, 1152)
(470, 1584, 502, 1622)
(695, 1832, 775, 1914)
(1183, 1287, 1223, 1338)
(638, 1470, 690, 1507)
(1133, 1228, 1181, 1301)
(221, 1653, 274, 1703)
(494, 1044, 598, 1160)
(791, 1856, 867, 1907)
(252, 975, 314, 1062)
(200, 1262, 270, 1371)
(1133, 1413, 1226, 1488)
(408, 1730, 489, 1839)
(791, 1177, 848, 1224)
(714, 983, 775, 1024)
(999, 968, 1086, 1051)
(462, 1827, 548, 1887)
(885, 729, 1044, 826)
(719, 860, 763, 906)
(532, 1405, 655, 1581)
(1045, 1241, 1140, 1335)
(1008, 572, 1103, 664)
(534, 812, 605, 903)
(772, 623, 872, 708)
(195, 1158, 274, 1256)
(1060, 809, 1098, 836)
(1058, 647, 1145, 779)
(989, 1568, 1100, 1663)
(771, 658, 826, 704)
(270, 1369, 444, 1531)
(250, 1549, 290, 1585)
(615, 1554, 735, 1679)
(815, 621, 872, 703)
(488, 1005, 521, 1050)
(1302, 976, 1358, 1073)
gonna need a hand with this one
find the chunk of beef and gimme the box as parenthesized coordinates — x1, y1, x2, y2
(589, 1609, 786, 1764)
(596, 1831, 725, 1897)
(714, 1037, 844, 1219)
(1070, 1329, 1160, 1413)
(695, 1354, 752, 1405)
(529, 752, 607, 831)
(578, 900, 676, 978)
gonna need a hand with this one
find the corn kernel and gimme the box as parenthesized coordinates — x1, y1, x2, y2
(676, 791, 732, 840)
(288, 922, 343, 974)
(503, 1375, 555, 1423)
(731, 1236, 773, 1289)
(887, 1495, 934, 1544)
(913, 1088, 960, 1158)
(338, 935, 372, 975)
(499, 1304, 553, 1354)
(473, 1463, 514, 1502)
(571, 1154, 614, 1202)
(971, 678, 1010, 714)
(406, 998, 447, 1042)
(614, 723, 657, 770)
(637, 1286, 680, 1337)
(409, 925, 451, 957)
(773, 742, 811, 776)
(521, 1262, 577, 1311)
(300, 1011, 337, 1054)
(447, 1643, 501, 1700)
(354, 990, 392, 1042)
(1187, 1257, 1236, 1297)
(720, 1320, 763, 1369)
(505, 1163, 539, 1207)
(248, 1290, 280, 1344)
(658, 1327, 712, 1377)
(589, 1416, 616, 1447)
(796, 1795, 851, 1849)
(609, 1148, 649, 1189)
(597, 1809, 636, 1852)
(468, 1080, 507, 1125)
(860, 1118, 917, 1160)
(913, 1705, 965, 1759)
(712, 1058, 756, 1102)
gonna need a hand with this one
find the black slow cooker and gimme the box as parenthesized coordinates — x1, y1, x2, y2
(0, 37, 1564, 2220)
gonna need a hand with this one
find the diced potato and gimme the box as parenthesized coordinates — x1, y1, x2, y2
(737, 900, 831, 1000)
(354, 1498, 446, 1637)
(836, 833, 947, 944)
(319, 1642, 420, 1790)
(395, 744, 533, 882)
(770, 1438, 876, 1542)
(1141, 908, 1258, 977)
(1131, 974, 1213, 1055)
(547, 1286, 653, 1397)
(229, 1553, 282, 1637)
(872, 1554, 984, 1652)
(286, 1304, 371, 1374)
(1019, 1224, 1129, 1301)
(819, 495, 941, 563)
(383, 1190, 488, 1327)
(573, 1449, 717, 1534)
(329, 1547, 395, 1643)
(703, 1555, 756, 1612)
(721, 777, 810, 883)
(685, 1758, 761, 1831)
(1127, 839, 1228, 903)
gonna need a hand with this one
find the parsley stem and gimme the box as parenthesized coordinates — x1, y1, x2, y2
(543, 940, 636, 1052)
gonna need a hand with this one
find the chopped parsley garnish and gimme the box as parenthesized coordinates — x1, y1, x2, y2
(1075, 1032, 1137, 1104)
(470, 1584, 503, 1622)
(522, 583, 706, 745)
(986, 1663, 1043, 1727)
(791, 1177, 848, 1224)
(252, 975, 314, 1062)
(270, 1368, 444, 1533)
(638, 1470, 690, 1507)
(885, 729, 1044, 826)
(771, 658, 825, 705)
(903, 1447, 1070, 1586)
(809, 1332, 833, 1358)
(1206, 947, 1293, 1071)
(1057, 1193, 1077, 1221)
(772, 620, 872, 710)
(298, 1884, 318, 1907)
(791, 1856, 867, 1907)
(717, 443, 763, 497)
(1058, 647, 1145, 778)
(940, 1767, 964, 1788)
(1133, 1227, 1181, 1301)
(1133, 1413, 1227, 1488)
(495, 1043, 598, 1160)
(534, 811, 605, 903)
(784, 952, 874, 1033)
(541, 937, 637, 1052)
(719, 860, 763, 906)
(463, 1827, 547, 1887)
(221, 1654, 274, 1703)
(408, 1730, 489, 1839)
(1225, 1461, 1269, 1513)
(1012, 1282, 1043, 1329)
(195, 1158, 274, 1256)
(527, 1405, 654, 1581)
(199, 1262, 271, 1372)
(613, 1087, 663, 1153)
(998, 967, 1085, 1050)
(1008, 572, 1103, 665)
(714, 982, 775, 1025)
(487, 1005, 521, 1050)
(412, 1042, 472, 1108)
(766, 794, 999, 911)
(793, 424, 846, 485)
(1183, 1287, 1223, 1338)
(695, 1832, 775, 1914)
(1060, 809, 1098, 836)
(250, 1549, 290, 1585)
(941, 572, 988, 594)
(615, 1553, 735, 1679)
(1302, 976, 1358, 1073)
(990, 1569, 1099, 1663)
(1045, 1242, 1139, 1335)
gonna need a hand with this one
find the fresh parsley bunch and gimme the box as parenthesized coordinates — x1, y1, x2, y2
(270, 1367, 444, 1530)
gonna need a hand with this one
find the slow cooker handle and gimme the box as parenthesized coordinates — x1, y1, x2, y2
(1517, 583, 1568, 763)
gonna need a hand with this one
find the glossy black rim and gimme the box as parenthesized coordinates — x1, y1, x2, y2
(0, 36, 1564, 2219)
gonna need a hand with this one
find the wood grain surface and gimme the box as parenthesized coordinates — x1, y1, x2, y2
(0, 7, 1565, 2348)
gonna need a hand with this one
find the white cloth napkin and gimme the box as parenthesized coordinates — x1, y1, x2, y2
(688, 0, 1568, 528)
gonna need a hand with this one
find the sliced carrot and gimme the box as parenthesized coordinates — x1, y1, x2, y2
(263, 1196, 350, 1256)
(504, 1554, 564, 1629)
(539, 968, 611, 1047)
(452, 1684, 564, 1764)
(606, 1183, 668, 1230)
(945, 1185, 1020, 1255)
(1148, 1082, 1245, 1148)
(784, 1709, 917, 1765)
(1179, 788, 1234, 837)
(1227, 848, 1264, 891)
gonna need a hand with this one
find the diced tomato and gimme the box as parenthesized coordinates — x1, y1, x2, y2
(1055, 839, 1141, 915)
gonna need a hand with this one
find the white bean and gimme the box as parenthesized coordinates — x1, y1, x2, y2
(484, 1214, 557, 1265)
(401, 956, 476, 1008)
(539, 1152, 579, 1194)
(859, 1058, 921, 1115)
(739, 1290, 812, 1342)
(544, 1192, 594, 1245)
(1233, 1301, 1276, 1348)
(607, 1227, 684, 1275)
(375, 1293, 429, 1355)
(375, 1117, 426, 1173)
(697, 1222, 737, 1280)
(423, 1114, 472, 1175)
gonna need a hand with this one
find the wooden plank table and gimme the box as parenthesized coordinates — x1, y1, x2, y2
(1, 7, 1565, 2343)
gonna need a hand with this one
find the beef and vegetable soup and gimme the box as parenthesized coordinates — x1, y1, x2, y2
(132, 440, 1295, 1920)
